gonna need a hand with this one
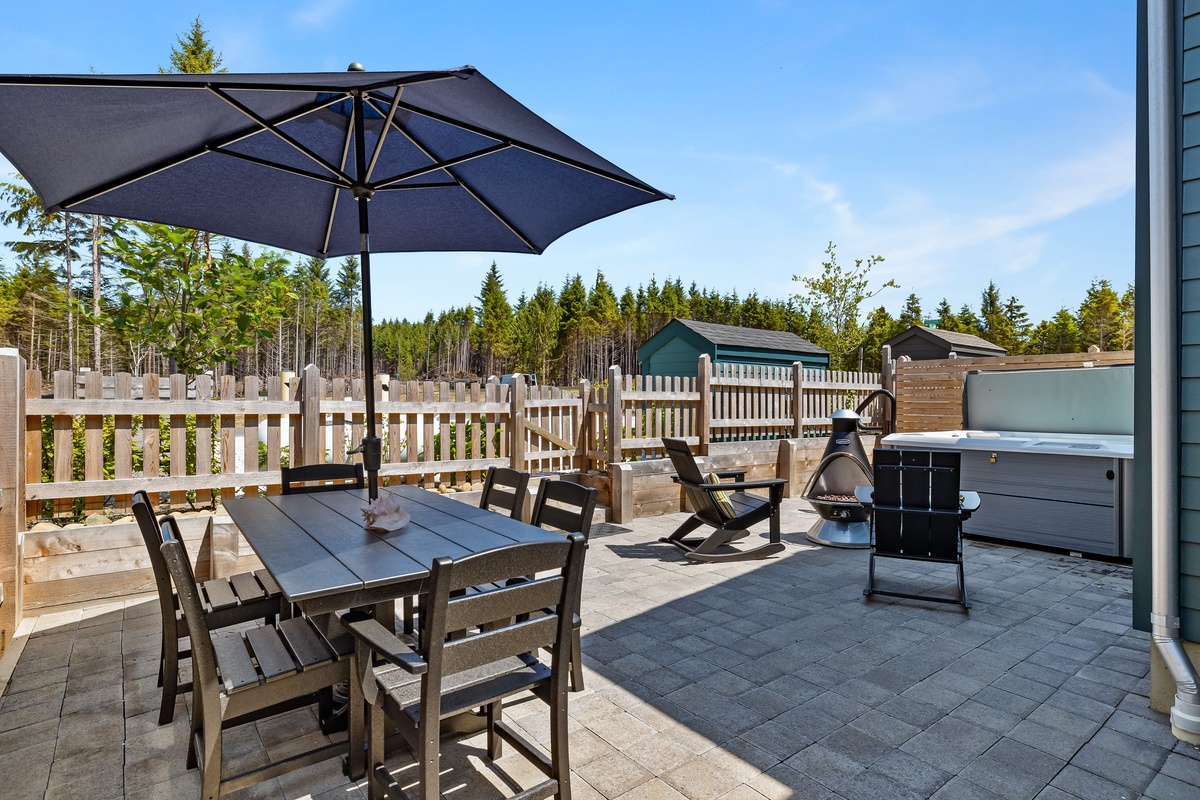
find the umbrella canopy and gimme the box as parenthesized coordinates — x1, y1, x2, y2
(0, 66, 672, 496)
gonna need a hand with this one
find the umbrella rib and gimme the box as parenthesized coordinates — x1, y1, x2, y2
(207, 86, 355, 184)
(374, 182, 459, 191)
(206, 146, 352, 188)
(372, 143, 512, 189)
(55, 92, 348, 211)
(455, 182, 540, 253)
(364, 85, 403, 183)
(391, 98, 672, 199)
(369, 101, 539, 252)
(319, 101, 357, 255)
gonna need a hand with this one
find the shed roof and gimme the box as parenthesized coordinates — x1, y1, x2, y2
(883, 325, 1005, 354)
(673, 319, 828, 355)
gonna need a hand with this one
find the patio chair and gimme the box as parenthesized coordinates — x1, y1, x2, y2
(158, 515, 356, 799)
(342, 534, 586, 800)
(479, 465, 531, 519)
(281, 461, 365, 494)
(863, 449, 970, 608)
(132, 490, 286, 726)
(530, 478, 597, 691)
(660, 437, 787, 562)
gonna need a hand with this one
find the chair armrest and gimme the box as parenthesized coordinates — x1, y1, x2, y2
(719, 478, 788, 491)
(341, 616, 427, 675)
(672, 476, 787, 492)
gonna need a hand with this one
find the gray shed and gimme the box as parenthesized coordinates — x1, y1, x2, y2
(638, 319, 829, 379)
(883, 325, 1006, 361)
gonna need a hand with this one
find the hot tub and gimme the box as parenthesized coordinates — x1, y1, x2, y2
(882, 366, 1134, 557)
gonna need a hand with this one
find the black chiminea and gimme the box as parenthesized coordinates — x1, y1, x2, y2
(802, 408, 874, 548)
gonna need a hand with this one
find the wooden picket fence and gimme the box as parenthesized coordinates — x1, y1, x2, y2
(18, 355, 884, 523)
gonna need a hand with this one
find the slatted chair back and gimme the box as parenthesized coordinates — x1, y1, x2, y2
(420, 535, 585, 681)
(346, 535, 585, 800)
(479, 466, 530, 519)
(662, 437, 723, 525)
(530, 479, 598, 541)
(159, 515, 353, 798)
(281, 462, 365, 494)
(133, 489, 285, 725)
(871, 449, 962, 560)
(132, 489, 178, 628)
(159, 516, 222, 715)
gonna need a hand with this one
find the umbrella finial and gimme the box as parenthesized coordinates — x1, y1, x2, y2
(347, 62, 365, 72)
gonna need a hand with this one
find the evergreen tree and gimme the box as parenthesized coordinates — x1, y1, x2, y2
(475, 261, 513, 377)
(512, 285, 560, 379)
(161, 16, 224, 74)
(1119, 283, 1135, 350)
(859, 305, 899, 371)
(333, 256, 360, 375)
(1003, 296, 1030, 355)
(897, 293, 923, 329)
(1078, 278, 1122, 351)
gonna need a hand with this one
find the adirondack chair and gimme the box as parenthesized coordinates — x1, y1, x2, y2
(660, 437, 787, 562)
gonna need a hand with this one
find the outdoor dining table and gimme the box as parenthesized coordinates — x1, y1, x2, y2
(224, 483, 561, 621)
(223, 483, 563, 778)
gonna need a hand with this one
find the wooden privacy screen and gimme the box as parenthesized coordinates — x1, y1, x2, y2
(892, 351, 1135, 433)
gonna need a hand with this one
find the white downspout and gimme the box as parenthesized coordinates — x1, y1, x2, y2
(1148, 0, 1200, 743)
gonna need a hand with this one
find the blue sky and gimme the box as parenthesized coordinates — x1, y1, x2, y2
(0, 1, 1134, 326)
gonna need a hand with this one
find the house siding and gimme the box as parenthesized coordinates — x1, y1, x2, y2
(1178, 0, 1200, 640)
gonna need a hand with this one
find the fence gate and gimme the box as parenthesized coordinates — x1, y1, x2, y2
(515, 382, 588, 474)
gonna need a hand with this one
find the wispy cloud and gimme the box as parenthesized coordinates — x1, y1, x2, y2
(293, 0, 354, 28)
(845, 132, 1134, 301)
(838, 60, 996, 129)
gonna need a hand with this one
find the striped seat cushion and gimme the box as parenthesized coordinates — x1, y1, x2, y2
(703, 472, 736, 519)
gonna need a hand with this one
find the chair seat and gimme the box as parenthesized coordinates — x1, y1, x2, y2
(377, 652, 550, 722)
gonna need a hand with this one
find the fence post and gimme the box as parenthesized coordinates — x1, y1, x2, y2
(792, 361, 805, 439)
(576, 378, 591, 473)
(697, 354, 711, 454)
(509, 373, 527, 472)
(880, 344, 895, 398)
(298, 364, 321, 466)
(0, 348, 27, 656)
(607, 365, 622, 466)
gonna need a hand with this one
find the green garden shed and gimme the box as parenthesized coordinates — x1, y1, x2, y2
(638, 319, 829, 379)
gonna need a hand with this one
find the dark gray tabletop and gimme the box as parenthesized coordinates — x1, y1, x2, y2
(224, 484, 561, 615)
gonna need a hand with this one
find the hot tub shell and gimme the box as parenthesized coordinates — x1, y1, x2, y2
(881, 365, 1135, 558)
(880, 430, 1133, 557)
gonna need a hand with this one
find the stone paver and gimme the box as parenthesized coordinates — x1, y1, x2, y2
(0, 497, 1198, 799)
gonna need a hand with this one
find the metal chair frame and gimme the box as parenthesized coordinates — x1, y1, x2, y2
(864, 448, 970, 608)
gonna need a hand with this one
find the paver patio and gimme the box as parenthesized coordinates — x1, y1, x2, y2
(1, 497, 1198, 800)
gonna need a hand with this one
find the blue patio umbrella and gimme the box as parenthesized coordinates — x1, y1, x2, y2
(0, 65, 672, 498)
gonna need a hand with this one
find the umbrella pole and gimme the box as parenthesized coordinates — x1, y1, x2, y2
(353, 91, 381, 500)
